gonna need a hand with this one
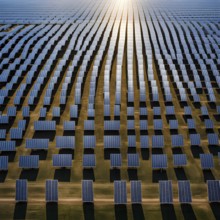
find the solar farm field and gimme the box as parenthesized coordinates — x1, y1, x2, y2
(0, 0, 220, 219)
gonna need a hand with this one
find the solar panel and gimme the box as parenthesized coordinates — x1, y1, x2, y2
(18, 120, 26, 131)
(56, 136, 75, 149)
(208, 133, 219, 146)
(39, 108, 47, 118)
(7, 106, 16, 117)
(34, 121, 56, 131)
(171, 135, 184, 148)
(207, 180, 220, 202)
(52, 107, 60, 117)
(152, 154, 167, 169)
(52, 154, 72, 167)
(140, 135, 149, 148)
(190, 134, 201, 146)
(127, 120, 135, 130)
(114, 180, 127, 204)
(70, 105, 78, 119)
(83, 136, 96, 149)
(104, 136, 120, 149)
(110, 154, 122, 168)
(152, 135, 164, 148)
(19, 155, 39, 169)
(0, 141, 16, 151)
(104, 120, 120, 131)
(166, 106, 175, 115)
(83, 154, 96, 168)
(173, 154, 187, 167)
(10, 128, 23, 140)
(0, 156, 8, 170)
(63, 121, 75, 131)
(204, 119, 214, 129)
(128, 135, 136, 148)
(140, 120, 148, 130)
(200, 154, 214, 169)
(187, 119, 196, 129)
(159, 180, 173, 204)
(153, 107, 161, 116)
(22, 106, 30, 117)
(82, 180, 93, 203)
(169, 120, 178, 130)
(26, 139, 49, 150)
(16, 179, 27, 202)
(84, 120, 95, 131)
(184, 106, 192, 115)
(130, 181, 142, 204)
(127, 154, 140, 168)
(0, 129, 6, 139)
(153, 119, 163, 130)
(46, 180, 58, 202)
(178, 181, 192, 203)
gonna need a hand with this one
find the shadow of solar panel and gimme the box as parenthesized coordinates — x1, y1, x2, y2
(152, 154, 167, 169)
(159, 180, 173, 204)
(52, 154, 72, 167)
(200, 154, 214, 169)
(26, 139, 49, 150)
(56, 136, 75, 149)
(178, 181, 192, 203)
(104, 136, 120, 149)
(19, 155, 39, 169)
(46, 180, 58, 202)
(83, 136, 96, 149)
(152, 135, 164, 148)
(0, 156, 8, 170)
(16, 179, 27, 202)
(82, 180, 93, 203)
(114, 180, 127, 204)
(34, 121, 56, 131)
(127, 154, 139, 168)
(130, 181, 142, 204)
(171, 135, 184, 148)
(173, 154, 187, 167)
(83, 154, 96, 168)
